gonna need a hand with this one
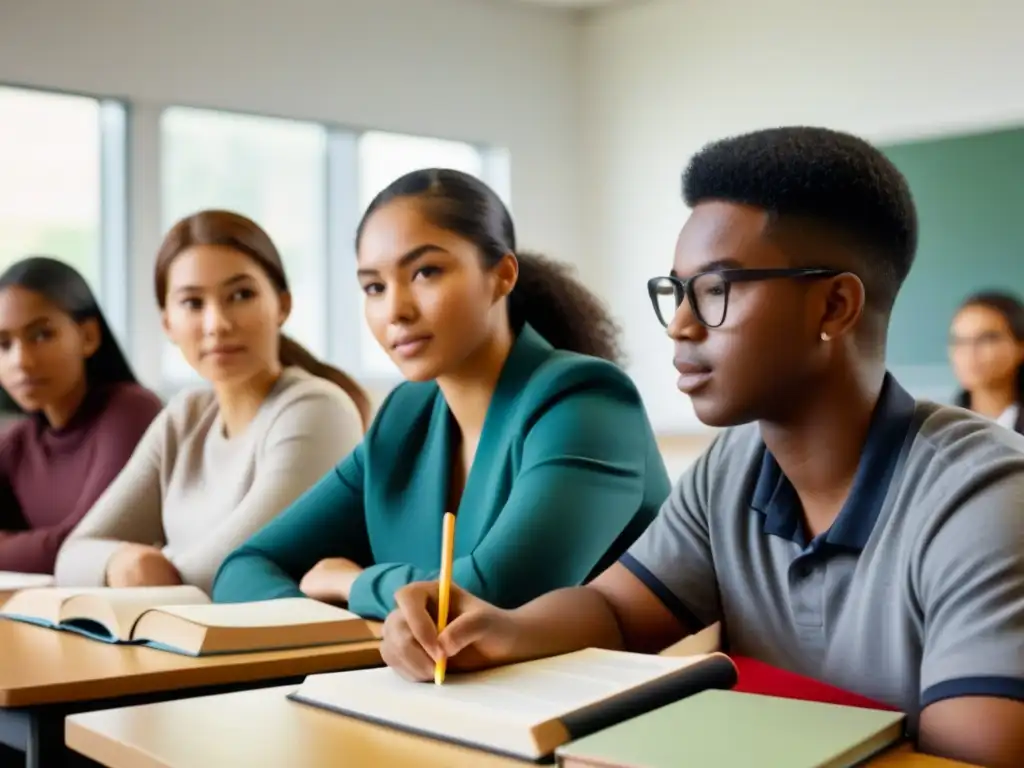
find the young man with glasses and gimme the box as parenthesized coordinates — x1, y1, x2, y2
(379, 126, 1024, 766)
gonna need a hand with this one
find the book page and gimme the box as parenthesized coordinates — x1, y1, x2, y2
(153, 597, 359, 628)
(300, 648, 707, 728)
(78, 586, 209, 637)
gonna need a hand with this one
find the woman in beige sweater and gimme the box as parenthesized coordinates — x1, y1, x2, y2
(55, 210, 372, 594)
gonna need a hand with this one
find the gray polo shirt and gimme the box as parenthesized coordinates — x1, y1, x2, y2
(623, 374, 1024, 729)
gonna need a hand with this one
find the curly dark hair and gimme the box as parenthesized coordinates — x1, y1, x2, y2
(356, 168, 624, 364)
(682, 126, 919, 313)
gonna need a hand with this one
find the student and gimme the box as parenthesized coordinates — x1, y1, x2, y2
(949, 291, 1024, 434)
(0, 256, 162, 574)
(211, 169, 670, 619)
(54, 211, 370, 594)
(379, 131, 1024, 767)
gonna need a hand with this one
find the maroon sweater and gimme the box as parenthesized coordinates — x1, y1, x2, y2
(0, 383, 163, 573)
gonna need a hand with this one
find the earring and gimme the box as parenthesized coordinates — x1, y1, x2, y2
(820, 331, 831, 342)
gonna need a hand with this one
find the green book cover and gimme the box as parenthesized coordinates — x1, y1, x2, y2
(556, 690, 906, 768)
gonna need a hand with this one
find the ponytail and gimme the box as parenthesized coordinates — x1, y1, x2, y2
(507, 251, 623, 364)
(278, 334, 373, 429)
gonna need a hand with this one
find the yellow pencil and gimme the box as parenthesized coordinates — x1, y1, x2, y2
(434, 511, 456, 685)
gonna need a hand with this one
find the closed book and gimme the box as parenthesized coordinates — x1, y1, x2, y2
(556, 689, 906, 768)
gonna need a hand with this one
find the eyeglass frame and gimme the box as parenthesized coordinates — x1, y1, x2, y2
(647, 267, 844, 329)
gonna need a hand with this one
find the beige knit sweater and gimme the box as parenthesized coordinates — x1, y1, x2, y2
(54, 367, 363, 594)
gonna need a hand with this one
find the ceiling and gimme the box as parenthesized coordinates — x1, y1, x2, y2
(507, 0, 630, 7)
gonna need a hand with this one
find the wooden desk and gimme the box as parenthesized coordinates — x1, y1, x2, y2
(0, 619, 381, 768)
(67, 685, 524, 768)
(868, 744, 977, 766)
(65, 685, 976, 768)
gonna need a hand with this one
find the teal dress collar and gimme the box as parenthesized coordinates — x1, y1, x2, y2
(424, 324, 554, 538)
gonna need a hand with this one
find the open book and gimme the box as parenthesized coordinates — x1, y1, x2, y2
(289, 647, 738, 761)
(0, 585, 376, 656)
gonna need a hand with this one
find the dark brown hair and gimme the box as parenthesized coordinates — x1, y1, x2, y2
(355, 169, 623, 364)
(953, 290, 1024, 409)
(0, 256, 140, 415)
(155, 210, 372, 428)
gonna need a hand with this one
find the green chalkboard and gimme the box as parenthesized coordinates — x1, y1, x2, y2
(881, 126, 1024, 400)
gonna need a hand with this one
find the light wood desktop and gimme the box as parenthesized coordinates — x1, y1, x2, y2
(0, 618, 380, 708)
(67, 685, 521, 768)
(65, 685, 977, 768)
(868, 744, 977, 767)
(0, 618, 381, 768)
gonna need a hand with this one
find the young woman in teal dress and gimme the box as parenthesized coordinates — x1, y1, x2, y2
(212, 169, 670, 619)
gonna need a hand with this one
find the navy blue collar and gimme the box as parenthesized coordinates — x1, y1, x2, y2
(750, 373, 918, 551)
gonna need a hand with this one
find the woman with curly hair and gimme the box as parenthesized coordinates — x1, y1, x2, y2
(212, 168, 669, 618)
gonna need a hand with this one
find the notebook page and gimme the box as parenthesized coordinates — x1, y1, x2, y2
(303, 648, 704, 728)
(155, 597, 358, 627)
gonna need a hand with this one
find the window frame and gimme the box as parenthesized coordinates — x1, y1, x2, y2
(0, 86, 512, 393)
(0, 81, 130, 348)
(155, 107, 511, 391)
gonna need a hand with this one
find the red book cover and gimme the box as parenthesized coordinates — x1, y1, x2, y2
(730, 655, 898, 711)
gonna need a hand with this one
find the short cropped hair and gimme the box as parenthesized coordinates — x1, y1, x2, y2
(682, 126, 918, 312)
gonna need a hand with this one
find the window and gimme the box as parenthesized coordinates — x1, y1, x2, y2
(0, 86, 102, 291)
(355, 131, 506, 376)
(160, 107, 328, 383)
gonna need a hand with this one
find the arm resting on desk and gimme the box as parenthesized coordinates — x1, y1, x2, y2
(211, 445, 371, 603)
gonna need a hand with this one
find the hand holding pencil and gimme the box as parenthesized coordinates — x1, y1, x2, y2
(380, 518, 525, 684)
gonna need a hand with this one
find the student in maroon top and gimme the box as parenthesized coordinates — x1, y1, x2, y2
(0, 256, 162, 574)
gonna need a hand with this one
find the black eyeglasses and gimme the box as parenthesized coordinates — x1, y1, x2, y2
(647, 268, 842, 328)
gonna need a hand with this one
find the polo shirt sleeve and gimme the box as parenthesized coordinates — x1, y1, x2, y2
(619, 436, 721, 633)
(918, 468, 1024, 708)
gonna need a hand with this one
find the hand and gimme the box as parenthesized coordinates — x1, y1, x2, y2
(381, 581, 521, 682)
(299, 558, 363, 603)
(106, 544, 182, 588)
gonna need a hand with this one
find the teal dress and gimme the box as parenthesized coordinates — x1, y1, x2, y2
(212, 325, 670, 619)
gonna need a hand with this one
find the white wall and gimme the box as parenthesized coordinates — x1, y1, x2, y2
(5, 0, 1024, 436)
(580, 0, 1024, 433)
(0, 0, 584, 386)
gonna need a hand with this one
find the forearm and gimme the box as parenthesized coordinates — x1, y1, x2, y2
(55, 538, 123, 586)
(505, 586, 625, 663)
(212, 549, 305, 603)
(349, 558, 483, 619)
(212, 459, 369, 604)
(55, 461, 165, 587)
